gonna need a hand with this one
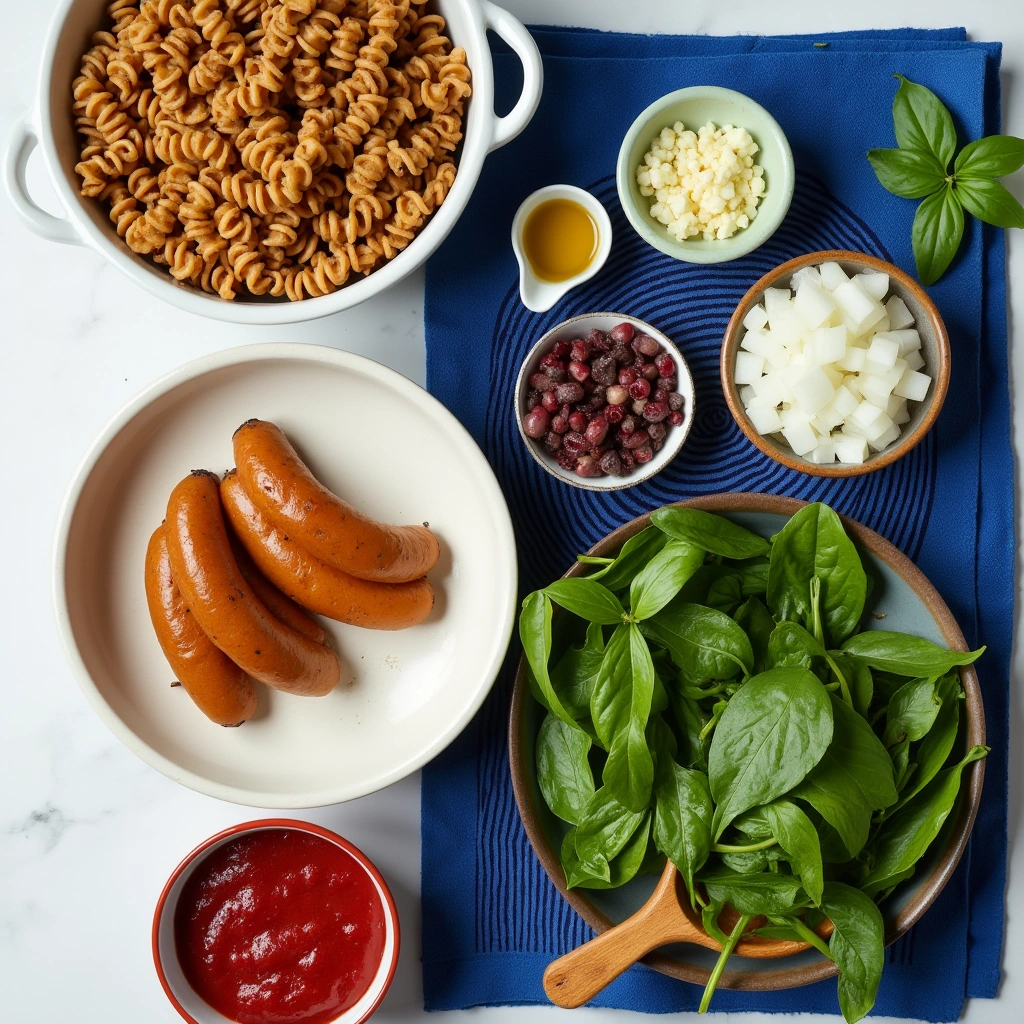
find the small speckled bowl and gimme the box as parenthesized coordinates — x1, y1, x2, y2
(514, 313, 695, 491)
(616, 86, 794, 264)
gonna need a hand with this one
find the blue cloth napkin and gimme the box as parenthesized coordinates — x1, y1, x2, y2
(421, 27, 1010, 1022)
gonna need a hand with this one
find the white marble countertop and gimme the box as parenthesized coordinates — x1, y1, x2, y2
(1, 1, 1021, 1021)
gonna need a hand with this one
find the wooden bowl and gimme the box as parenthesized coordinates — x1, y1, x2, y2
(508, 493, 985, 992)
(720, 251, 950, 477)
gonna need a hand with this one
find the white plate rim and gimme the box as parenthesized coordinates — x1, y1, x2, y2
(52, 342, 518, 807)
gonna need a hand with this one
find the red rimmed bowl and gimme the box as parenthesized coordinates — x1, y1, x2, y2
(153, 820, 400, 1024)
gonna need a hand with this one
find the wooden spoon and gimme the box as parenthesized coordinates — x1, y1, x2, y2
(543, 860, 829, 1008)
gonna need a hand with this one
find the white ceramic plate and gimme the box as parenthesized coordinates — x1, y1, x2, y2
(54, 344, 517, 807)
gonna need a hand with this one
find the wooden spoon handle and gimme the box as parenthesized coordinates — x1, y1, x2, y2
(543, 911, 678, 1008)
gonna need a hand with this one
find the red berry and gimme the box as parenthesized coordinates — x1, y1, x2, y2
(669, 410, 684, 426)
(611, 343, 634, 364)
(522, 406, 550, 438)
(541, 390, 559, 413)
(628, 378, 651, 400)
(570, 339, 592, 362)
(540, 353, 564, 371)
(568, 411, 589, 433)
(643, 401, 669, 423)
(655, 353, 675, 377)
(620, 450, 637, 472)
(651, 388, 669, 405)
(619, 415, 637, 436)
(609, 322, 635, 344)
(641, 362, 660, 381)
(599, 450, 623, 476)
(668, 392, 685, 412)
(542, 431, 561, 452)
(605, 404, 624, 424)
(526, 389, 541, 411)
(623, 430, 650, 450)
(575, 455, 604, 479)
(551, 414, 569, 434)
(568, 360, 591, 383)
(555, 382, 584, 403)
(656, 375, 676, 391)
(586, 328, 611, 352)
(652, 437, 665, 452)
(563, 431, 588, 455)
(529, 372, 550, 390)
(633, 444, 654, 464)
(555, 448, 578, 471)
(618, 367, 638, 387)
(647, 422, 667, 442)
(632, 333, 660, 357)
(585, 416, 609, 446)
(590, 354, 617, 385)
(551, 339, 571, 359)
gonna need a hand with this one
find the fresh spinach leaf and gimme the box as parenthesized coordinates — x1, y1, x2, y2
(706, 573, 743, 615)
(861, 746, 988, 896)
(594, 624, 655, 811)
(550, 620, 605, 720)
(519, 592, 578, 728)
(734, 597, 776, 673)
(562, 814, 651, 889)
(821, 881, 885, 1023)
(883, 676, 941, 747)
(699, 867, 808, 916)
(587, 526, 667, 590)
(738, 562, 770, 597)
(762, 799, 824, 905)
(572, 787, 647, 881)
(536, 715, 595, 825)
(629, 540, 705, 620)
(841, 631, 984, 676)
(651, 506, 771, 559)
(768, 619, 825, 672)
(670, 690, 711, 770)
(708, 667, 833, 838)
(720, 849, 770, 873)
(832, 652, 873, 718)
(543, 578, 626, 625)
(642, 602, 754, 680)
(732, 807, 774, 840)
(767, 503, 867, 647)
(652, 758, 713, 904)
(889, 738, 914, 792)
(792, 694, 897, 857)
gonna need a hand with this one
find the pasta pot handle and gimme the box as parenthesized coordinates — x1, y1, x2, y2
(483, 2, 543, 153)
(3, 118, 82, 246)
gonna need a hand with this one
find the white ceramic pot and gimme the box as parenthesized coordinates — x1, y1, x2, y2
(4, 0, 542, 325)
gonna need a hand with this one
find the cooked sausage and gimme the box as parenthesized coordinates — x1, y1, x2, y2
(164, 470, 341, 697)
(231, 538, 327, 644)
(144, 525, 258, 726)
(222, 471, 435, 630)
(232, 419, 440, 583)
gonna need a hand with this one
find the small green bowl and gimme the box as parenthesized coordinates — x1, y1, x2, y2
(616, 86, 795, 264)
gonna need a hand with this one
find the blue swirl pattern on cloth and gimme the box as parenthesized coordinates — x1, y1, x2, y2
(420, 28, 1009, 1022)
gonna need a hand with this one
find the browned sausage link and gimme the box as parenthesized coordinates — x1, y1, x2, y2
(164, 471, 341, 697)
(222, 471, 435, 630)
(232, 419, 440, 583)
(231, 537, 327, 644)
(144, 525, 258, 726)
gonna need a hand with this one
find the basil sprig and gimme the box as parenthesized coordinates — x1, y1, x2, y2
(523, 502, 987, 1022)
(867, 73, 1024, 285)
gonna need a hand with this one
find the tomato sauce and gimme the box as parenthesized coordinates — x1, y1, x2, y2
(174, 829, 387, 1024)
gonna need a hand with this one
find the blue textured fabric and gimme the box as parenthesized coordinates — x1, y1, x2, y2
(421, 28, 1010, 1022)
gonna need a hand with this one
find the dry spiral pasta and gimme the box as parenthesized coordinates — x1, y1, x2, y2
(73, 0, 470, 301)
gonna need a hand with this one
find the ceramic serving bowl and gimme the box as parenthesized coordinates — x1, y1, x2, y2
(616, 86, 794, 264)
(3, 0, 542, 325)
(509, 493, 985, 992)
(511, 184, 613, 312)
(153, 820, 399, 1024)
(514, 313, 696, 491)
(721, 251, 950, 477)
(54, 343, 517, 807)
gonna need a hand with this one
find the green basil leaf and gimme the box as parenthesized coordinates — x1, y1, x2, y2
(720, 849, 770, 873)
(563, 814, 652, 889)
(653, 758, 713, 904)
(890, 737, 914, 791)
(669, 690, 711, 770)
(831, 652, 873, 718)
(708, 667, 833, 838)
(543, 578, 626, 625)
(882, 676, 941, 747)
(887, 671, 960, 813)
(867, 147, 947, 198)
(912, 185, 964, 286)
(572, 787, 647, 880)
(841, 631, 984, 676)
(762, 799, 824, 905)
(767, 503, 867, 647)
(699, 867, 808, 917)
(954, 134, 1024, 178)
(954, 176, 1024, 229)
(642, 602, 754, 680)
(587, 526, 668, 590)
(821, 882, 885, 1023)
(630, 540, 705, 621)
(706, 573, 743, 615)
(550, 620, 606, 720)
(792, 694, 897, 857)
(590, 623, 632, 748)
(651, 506, 771, 559)
(734, 597, 776, 674)
(519, 592, 578, 728)
(601, 625, 656, 811)
(891, 73, 957, 168)
(861, 745, 988, 896)
(732, 807, 774, 840)
(536, 714, 596, 825)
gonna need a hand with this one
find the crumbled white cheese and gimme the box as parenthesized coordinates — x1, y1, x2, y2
(636, 121, 766, 242)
